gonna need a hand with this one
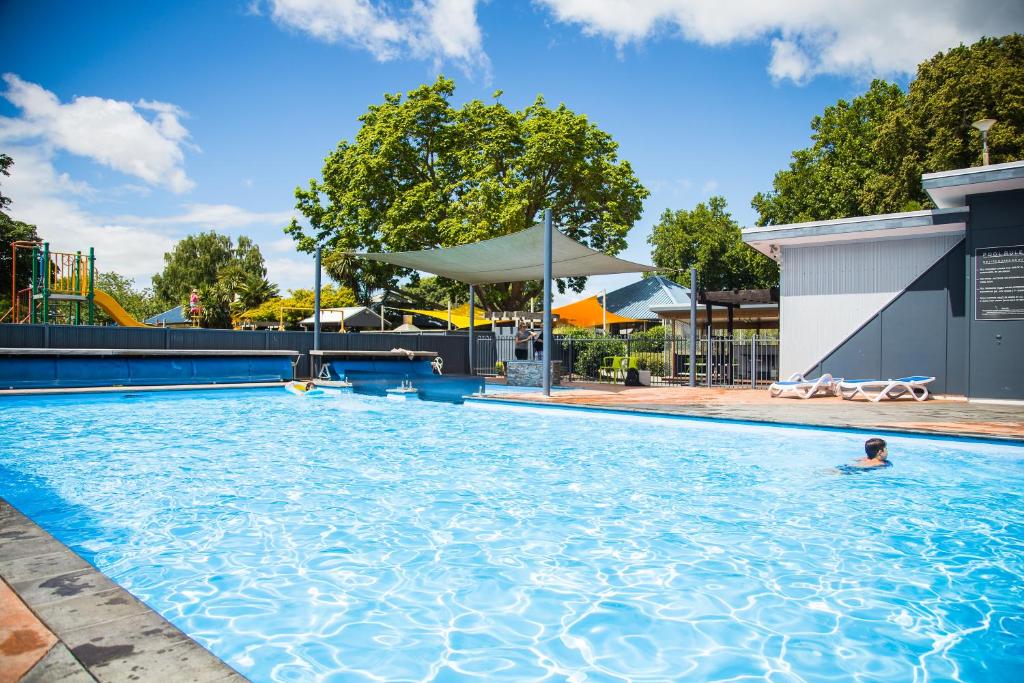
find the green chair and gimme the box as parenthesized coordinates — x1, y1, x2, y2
(598, 356, 623, 382)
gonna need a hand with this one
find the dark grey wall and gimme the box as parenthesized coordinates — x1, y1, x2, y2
(966, 189, 1024, 400)
(812, 240, 968, 395)
(0, 325, 471, 377)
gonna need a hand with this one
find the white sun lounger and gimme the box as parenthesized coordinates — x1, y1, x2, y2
(769, 373, 837, 399)
(838, 376, 935, 402)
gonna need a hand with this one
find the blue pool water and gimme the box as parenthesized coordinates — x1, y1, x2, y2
(1, 388, 1023, 682)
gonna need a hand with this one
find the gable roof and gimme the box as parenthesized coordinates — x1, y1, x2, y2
(601, 275, 691, 321)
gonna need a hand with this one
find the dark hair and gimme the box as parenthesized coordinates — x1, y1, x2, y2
(864, 438, 887, 458)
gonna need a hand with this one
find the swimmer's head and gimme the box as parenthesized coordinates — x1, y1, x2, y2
(865, 438, 887, 460)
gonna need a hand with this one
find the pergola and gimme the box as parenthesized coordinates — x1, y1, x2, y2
(340, 213, 657, 394)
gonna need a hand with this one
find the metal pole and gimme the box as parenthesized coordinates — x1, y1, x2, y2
(602, 289, 607, 335)
(982, 130, 990, 166)
(30, 245, 38, 324)
(447, 299, 452, 331)
(543, 208, 553, 396)
(41, 242, 50, 325)
(751, 337, 756, 389)
(468, 285, 475, 375)
(313, 245, 322, 351)
(380, 305, 385, 332)
(87, 247, 95, 325)
(689, 267, 697, 387)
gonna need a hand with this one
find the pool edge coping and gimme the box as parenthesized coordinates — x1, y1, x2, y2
(465, 395, 1024, 445)
(0, 381, 288, 396)
(0, 498, 248, 682)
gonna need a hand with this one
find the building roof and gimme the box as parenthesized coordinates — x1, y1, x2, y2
(742, 207, 968, 258)
(144, 305, 189, 325)
(601, 275, 691, 321)
(922, 159, 1024, 208)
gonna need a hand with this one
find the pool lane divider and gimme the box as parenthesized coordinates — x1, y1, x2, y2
(464, 395, 1024, 446)
(0, 499, 249, 682)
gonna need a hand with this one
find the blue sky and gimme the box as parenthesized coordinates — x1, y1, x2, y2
(2, 1, 1020, 303)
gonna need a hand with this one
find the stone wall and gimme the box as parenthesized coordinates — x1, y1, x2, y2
(506, 360, 563, 387)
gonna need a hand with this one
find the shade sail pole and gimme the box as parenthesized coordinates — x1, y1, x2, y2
(314, 244, 322, 352)
(468, 284, 475, 375)
(689, 267, 697, 387)
(543, 208, 553, 396)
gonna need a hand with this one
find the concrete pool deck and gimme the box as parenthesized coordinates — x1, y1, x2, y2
(0, 500, 245, 683)
(481, 382, 1024, 441)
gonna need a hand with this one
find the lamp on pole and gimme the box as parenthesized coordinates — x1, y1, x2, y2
(972, 118, 996, 166)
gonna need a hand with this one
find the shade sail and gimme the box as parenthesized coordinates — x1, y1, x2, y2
(350, 223, 657, 285)
(401, 304, 492, 329)
(552, 296, 645, 328)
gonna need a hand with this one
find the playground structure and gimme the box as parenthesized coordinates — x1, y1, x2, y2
(3, 241, 151, 327)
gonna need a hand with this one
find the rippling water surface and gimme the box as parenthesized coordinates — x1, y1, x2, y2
(2, 388, 1023, 682)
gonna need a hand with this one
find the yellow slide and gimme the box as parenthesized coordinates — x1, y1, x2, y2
(93, 289, 148, 327)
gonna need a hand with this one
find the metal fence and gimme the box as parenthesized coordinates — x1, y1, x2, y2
(474, 334, 779, 388)
(0, 324, 472, 378)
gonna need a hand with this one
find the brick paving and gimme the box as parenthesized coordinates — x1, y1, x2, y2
(483, 383, 1024, 441)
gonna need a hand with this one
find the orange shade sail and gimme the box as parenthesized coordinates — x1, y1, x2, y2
(552, 296, 644, 328)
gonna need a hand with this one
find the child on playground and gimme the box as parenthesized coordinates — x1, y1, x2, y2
(189, 289, 200, 315)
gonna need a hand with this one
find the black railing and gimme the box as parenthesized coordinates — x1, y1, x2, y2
(475, 334, 779, 387)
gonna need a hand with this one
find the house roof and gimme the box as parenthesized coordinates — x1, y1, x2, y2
(144, 305, 189, 325)
(601, 275, 691, 321)
(741, 207, 968, 258)
(922, 159, 1024, 208)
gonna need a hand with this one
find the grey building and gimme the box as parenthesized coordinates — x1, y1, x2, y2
(743, 160, 1024, 401)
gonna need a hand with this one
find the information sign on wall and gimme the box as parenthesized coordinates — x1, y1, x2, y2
(976, 245, 1024, 320)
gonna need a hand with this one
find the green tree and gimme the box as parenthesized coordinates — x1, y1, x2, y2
(1, 154, 42, 315)
(151, 231, 234, 304)
(287, 76, 648, 311)
(150, 231, 277, 327)
(239, 285, 357, 329)
(648, 196, 778, 291)
(753, 35, 1024, 225)
(396, 275, 466, 309)
(907, 35, 1024, 171)
(94, 271, 164, 323)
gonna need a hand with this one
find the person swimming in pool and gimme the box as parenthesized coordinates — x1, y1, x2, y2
(837, 438, 891, 473)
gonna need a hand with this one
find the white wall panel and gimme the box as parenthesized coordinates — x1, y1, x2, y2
(780, 234, 963, 376)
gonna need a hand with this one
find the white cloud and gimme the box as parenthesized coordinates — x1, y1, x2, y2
(2, 148, 298, 287)
(2, 146, 177, 281)
(118, 204, 295, 230)
(0, 74, 195, 192)
(535, 0, 1024, 82)
(700, 179, 718, 194)
(266, 0, 490, 77)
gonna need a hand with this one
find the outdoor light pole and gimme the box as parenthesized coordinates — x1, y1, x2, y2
(313, 244, 322, 352)
(689, 267, 697, 387)
(972, 118, 996, 166)
(542, 208, 553, 396)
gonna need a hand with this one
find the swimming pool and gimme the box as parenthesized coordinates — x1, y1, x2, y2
(1, 388, 1022, 681)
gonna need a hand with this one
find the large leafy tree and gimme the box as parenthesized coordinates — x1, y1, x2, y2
(753, 34, 1024, 225)
(648, 196, 778, 291)
(287, 77, 648, 310)
(150, 231, 277, 326)
(1, 154, 42, 314)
